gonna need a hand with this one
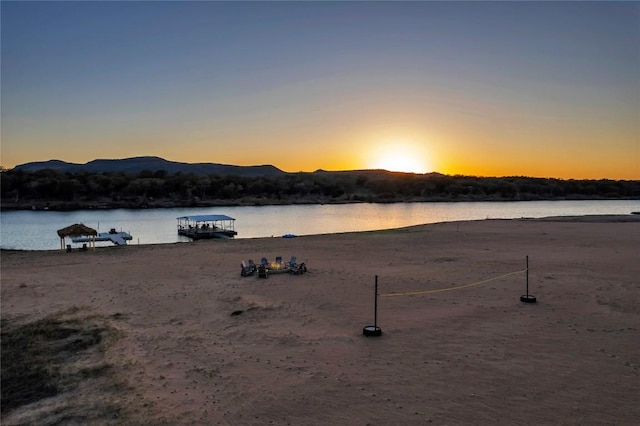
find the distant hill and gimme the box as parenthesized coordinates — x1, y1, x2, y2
(13, 156, 285, 177)
(3, 157, 639, 211)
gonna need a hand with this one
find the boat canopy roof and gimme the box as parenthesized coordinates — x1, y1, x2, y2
(177, 214, 235, 222)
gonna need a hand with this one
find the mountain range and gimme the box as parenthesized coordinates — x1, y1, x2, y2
(12, 156, 286, 177)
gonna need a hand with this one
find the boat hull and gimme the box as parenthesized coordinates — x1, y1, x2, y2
(178, 229, 237, 240)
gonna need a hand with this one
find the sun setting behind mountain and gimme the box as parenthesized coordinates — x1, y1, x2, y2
(1, 2, 637, 180)
(367, 141, 433, 174)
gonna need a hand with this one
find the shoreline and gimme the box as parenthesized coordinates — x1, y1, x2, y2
(2, 214, 639, 254)
(2, 196, 638, 212)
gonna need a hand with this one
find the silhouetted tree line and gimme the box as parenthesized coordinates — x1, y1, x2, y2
(1, 168, 638, 210)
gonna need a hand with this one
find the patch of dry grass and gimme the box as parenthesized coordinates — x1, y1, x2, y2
(1, 308, 127, 425)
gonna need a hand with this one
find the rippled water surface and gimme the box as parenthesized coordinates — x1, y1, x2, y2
(1, 200, 638, 250)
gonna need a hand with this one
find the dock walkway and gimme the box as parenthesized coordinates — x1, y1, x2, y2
(72, 231, 132, 246)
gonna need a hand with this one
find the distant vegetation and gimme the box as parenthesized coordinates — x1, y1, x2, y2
(1, 167, 638, 210)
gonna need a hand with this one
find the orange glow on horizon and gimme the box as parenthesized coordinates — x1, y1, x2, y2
(364, 139, 435, 174)
(2, 134, 637, 180)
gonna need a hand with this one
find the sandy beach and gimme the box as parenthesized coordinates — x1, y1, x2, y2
(2, 216, 639, 425)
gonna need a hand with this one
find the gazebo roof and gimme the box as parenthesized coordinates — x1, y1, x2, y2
(176, 214, 235, 222)
(57, 223, 97, 238)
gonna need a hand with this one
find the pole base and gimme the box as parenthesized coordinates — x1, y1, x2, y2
(520, 294, 537, 303)
(363, 325, 382, 337)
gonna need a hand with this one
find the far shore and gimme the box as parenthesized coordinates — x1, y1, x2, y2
(2, 215, 639, 425)
(2, 195, 639, 212)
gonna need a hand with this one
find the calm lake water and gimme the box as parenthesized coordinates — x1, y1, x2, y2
(1, 200, 638, 251)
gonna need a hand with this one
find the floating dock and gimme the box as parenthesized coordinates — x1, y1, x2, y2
(177, 214, 237, 240)
(71, 230, 133, 246)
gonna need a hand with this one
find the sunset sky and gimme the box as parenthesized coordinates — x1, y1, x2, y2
(1, 1, 638, 179)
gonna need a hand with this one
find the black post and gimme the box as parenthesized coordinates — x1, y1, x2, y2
(374, 275, 378, 328)
(526, 255, 529, 296)
(363, 275, 383, 336)
(520, 255, 537, 303)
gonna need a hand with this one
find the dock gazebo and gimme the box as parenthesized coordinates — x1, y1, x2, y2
(57, 223, 97, 250)
(177, 214, 237, 239)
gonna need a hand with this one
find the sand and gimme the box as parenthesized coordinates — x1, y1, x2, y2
(2, 216, 639, 425)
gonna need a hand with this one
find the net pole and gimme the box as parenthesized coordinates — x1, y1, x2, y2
(374, 275, 378, 328)
(526, 256, 529, 296)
